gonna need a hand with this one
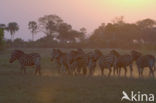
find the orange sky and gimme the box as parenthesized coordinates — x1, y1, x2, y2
(1, 0, 156, 40)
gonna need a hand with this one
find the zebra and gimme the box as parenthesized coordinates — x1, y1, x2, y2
(68, 49, 88, 75)
(86, 51, 97, 76)
(86, 49, 102, 76)
(131, 50, 155, 78)
(51, 49, 69, 74)
(51, 48, 85, 75)
(94, 49, 117, 76)
(9, 50, 41, 75)
(110, 50, 134, 77)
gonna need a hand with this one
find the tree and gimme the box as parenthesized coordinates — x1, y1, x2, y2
(38, 14, 85, 43)
(13, 38, 25, 47)
(80, 27, 87, 34)
(38, 15, 63, 36)
(137, 18, 156, 29)
(89, 20, 142, 48)
(28, 21, 38, 41)
(0, 24, 6, 29)
(57, 23, 72, 42)
(112, 16, 125, 25)
(7, 22, 19, 41)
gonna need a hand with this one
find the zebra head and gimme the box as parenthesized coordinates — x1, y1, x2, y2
(94, 49, 103, 60)
(77, 48, 84, 54)
(110, 50, 120, 57)
(131, 50, 142, 61)
(9, 50, 24, 63)
(51, 49, 62, 61)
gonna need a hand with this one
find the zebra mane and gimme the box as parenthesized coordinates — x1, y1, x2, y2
(56, 49, 66, 56)
(10, 50, 25, 60)
(77, 48, 85, 54)
(110, 50, 120, 57)
(131, 50, 142, 60)
(94, 49, 103, 56)
(14, 50, 25, 54)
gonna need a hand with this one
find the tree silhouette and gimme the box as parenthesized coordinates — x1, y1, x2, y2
(80, 27, 87, 35)
(38, 15, 63, 36)
(38, 14, 86, 43)
(7, 22, 19, 41)
(137, 18, 156, 29)
(28, 21, 38, 41)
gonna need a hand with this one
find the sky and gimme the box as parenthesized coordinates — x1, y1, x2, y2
(0, 0, 156, 41)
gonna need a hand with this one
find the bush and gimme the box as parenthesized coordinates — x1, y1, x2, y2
(0, 28, 5, 50)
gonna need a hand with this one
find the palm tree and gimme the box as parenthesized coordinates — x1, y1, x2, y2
(7, 22, 19, 41)
(28, 21, 38, 41)
(0, 24, 6, 29)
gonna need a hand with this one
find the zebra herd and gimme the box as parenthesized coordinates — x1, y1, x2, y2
(9, 49, 156, 78)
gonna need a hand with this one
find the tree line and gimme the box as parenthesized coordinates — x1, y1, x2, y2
(1, 15, 156, 50)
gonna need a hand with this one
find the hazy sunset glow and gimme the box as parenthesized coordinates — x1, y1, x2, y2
(0, 0, 156, 40)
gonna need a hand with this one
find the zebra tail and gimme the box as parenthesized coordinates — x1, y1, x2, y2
(154, 63, 156, 72)
(154, 59, 156, 72)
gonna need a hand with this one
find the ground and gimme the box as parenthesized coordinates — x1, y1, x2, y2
(0, 48, 156, 103)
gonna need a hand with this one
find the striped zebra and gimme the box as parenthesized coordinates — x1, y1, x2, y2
(51, 49, 69, 74)
(51, 48, 84, 75)
(110, 50, 134, 77)
(94, 49, 117, 76)
(131, 50, 155, 78)
(68, 49, 88, 75)
(9, 50, 41, 75)
(86, 51, 97, 75)
(86, 50, 102, 76)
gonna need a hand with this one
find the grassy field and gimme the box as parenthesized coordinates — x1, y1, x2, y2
(0, 48, 156, 103)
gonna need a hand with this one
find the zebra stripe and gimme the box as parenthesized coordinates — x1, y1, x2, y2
(98, 52, 117, 76)
(9, 50, 41, 75)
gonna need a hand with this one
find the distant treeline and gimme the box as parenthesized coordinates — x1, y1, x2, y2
(1, 15, 156, 50)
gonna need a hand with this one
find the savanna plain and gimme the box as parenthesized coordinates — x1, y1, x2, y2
(0, 48, 156, 103)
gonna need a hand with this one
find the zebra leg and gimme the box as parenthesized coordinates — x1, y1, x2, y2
(113, 66, 116, 76)
(93, 67, 96, 76)
(64, 65, 68, 74)
(72, 66, 77, 76)
(66, 64, 71, 75)
(108, 67, 112, 77)
(77, 67, 81, 75)
(89, 67, 92, 76)
(35, 65, 40, 75)
(21, 65, 26, 74)
(57, 64, 61, 73)
(114, 65, 118, 76)
(118, 67, 121, 77)
(124, 67, 127, 77)
(100, 67, 104, 76)
(129, 64, 133, 77)
(99, 64, 104, 76)
(90, 67, 95, 76)
(61, 65, 66, 73)
(149, 67, 154, 78)
(82, 67, 87, 75)
(139, 67, 144, 78)
(38, 65, 41, 76)
(137, 67, 141, 78)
